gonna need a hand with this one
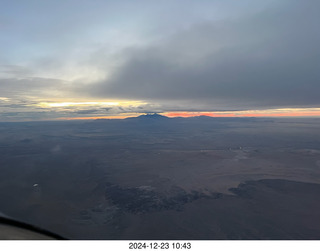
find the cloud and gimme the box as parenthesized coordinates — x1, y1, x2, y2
(85, 0, 320, 110)
(0, 77, 75, 121)
(0, 65, 34, 78)
(1, 0, 320, 121)
(0, 76, 72, 99)
(72, 109, 102, 115)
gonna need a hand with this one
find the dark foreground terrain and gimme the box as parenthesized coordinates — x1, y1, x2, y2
(0, 115, 320, 239)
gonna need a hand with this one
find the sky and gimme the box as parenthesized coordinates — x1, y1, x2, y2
(1, 0, 320, 121)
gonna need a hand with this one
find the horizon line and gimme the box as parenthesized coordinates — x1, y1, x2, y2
(2, 109, 320, 123)
(58, 109, 320, 121)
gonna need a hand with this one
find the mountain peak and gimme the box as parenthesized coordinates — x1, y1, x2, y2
(136, 113, 169, 119)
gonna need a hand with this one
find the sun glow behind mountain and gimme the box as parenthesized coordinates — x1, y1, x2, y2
(51, 106, 320, 121)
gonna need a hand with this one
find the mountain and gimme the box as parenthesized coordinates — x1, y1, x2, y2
(126, 113, 170, 121)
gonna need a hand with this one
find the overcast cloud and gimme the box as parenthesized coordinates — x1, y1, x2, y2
(1, 0, 320, 120)
(87, 0, 320, 109)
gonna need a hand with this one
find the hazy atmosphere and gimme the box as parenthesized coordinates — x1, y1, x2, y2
(1, 0, 320, 121)
(1, 0, 320, 241)
(1, 116, 320, 239)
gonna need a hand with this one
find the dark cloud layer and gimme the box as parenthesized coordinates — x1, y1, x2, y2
(1, 0, 320, 121)
(88, 0, 320, 110)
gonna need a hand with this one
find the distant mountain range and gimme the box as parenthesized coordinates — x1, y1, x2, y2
(126, 113, 170, 121)
(92, 113, 262, 124)
(125, 113, 260, 122)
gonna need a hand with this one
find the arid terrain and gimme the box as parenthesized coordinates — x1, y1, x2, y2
(0, 115, 320, 239)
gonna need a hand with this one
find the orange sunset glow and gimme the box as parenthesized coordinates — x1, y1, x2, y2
(53, 108, 320, 121)
(163, 109, 320, 118)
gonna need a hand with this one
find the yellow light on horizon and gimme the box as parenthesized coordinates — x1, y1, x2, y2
(0, 97, 10, 101)
(39, 101, 120, 108)
(36, 100, 147, 108)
